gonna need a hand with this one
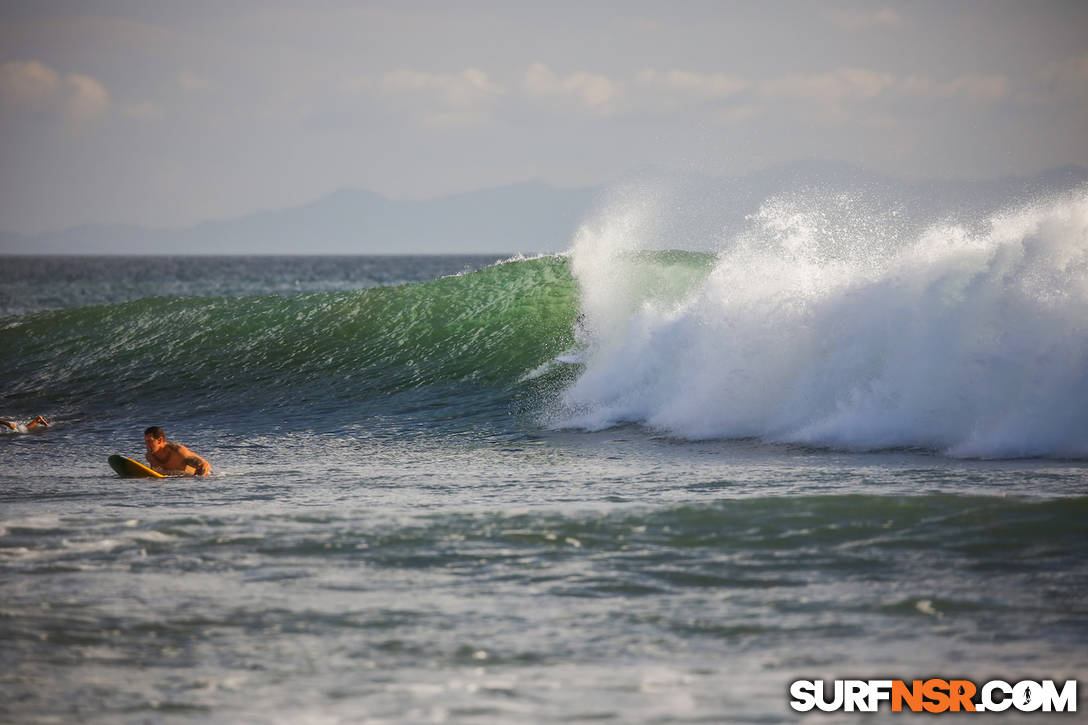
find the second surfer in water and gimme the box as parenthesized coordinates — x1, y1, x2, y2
(144, 426, 211, 476)
(0, 415, 50, 431)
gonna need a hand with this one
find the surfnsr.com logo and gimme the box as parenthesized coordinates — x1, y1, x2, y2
(789, 679, 1077, 713)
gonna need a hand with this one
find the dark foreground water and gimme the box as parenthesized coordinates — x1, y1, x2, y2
(1, 253, 1086, 723)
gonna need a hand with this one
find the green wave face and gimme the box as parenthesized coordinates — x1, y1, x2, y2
(1, 257, 579, 419)
(0, 252, 721, 430)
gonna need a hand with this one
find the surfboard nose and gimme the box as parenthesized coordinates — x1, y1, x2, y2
(108, 454, 165, 479)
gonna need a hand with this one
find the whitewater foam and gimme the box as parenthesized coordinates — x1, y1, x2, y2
(555, 180, 1088, 458)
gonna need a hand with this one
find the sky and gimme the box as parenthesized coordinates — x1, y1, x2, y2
(0, 0, 1086, 235)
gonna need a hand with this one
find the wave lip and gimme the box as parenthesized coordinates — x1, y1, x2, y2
(556, 184, 1088, 459)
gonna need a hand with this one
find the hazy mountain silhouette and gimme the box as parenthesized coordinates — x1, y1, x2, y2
(0, 182, 599, 255)
(2, 163, 1084, 255)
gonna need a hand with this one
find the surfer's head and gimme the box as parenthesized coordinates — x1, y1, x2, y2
(144, 426, 166, 454)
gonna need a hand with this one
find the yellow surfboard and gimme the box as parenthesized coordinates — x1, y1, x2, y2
(108, 454, 165, 479)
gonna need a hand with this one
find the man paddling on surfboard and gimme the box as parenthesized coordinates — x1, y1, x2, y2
(144, 426, 211, 476)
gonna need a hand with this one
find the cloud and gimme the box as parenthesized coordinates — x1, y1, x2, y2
(636, 70, 746, 100)
(830, 8, 903, 31)
(761, 68, 895, 103)
(64, 73, 110, 121)
(380, 68, 501, 108)
(522, 65, 746, 118)
(120, 102, 163, 120)
(626, 69, 750, 120)
(0, 60, 61, 110)
(523, 63, 619, 115)
(900, 74, 1010, 103)
(760, 67, 1011, 110)
(352, 61, 1024, 132)
(0, 60, 110, 123)
(341, 68, 504, 126)
(719, 104, 760, 123)
(178, 71, 209, 92)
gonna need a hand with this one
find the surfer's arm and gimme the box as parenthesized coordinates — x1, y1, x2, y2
(177, 445, 211, 476)
(184, 455, 210, 476)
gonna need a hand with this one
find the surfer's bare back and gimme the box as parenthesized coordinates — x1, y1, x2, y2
(144, 426, 211, 476)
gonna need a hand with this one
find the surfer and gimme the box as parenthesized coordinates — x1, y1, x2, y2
(0, 415, 50, 431)
(144, 426, 211, 476)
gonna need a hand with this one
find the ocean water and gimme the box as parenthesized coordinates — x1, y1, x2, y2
(2, 180, 1088, 723)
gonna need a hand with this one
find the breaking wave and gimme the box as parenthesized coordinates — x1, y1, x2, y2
(554, 177, 1088, 459)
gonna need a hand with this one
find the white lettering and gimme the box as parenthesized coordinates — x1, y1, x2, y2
(1014, 680, 1044, 712)
(868, 680, 893, 711)
(791, 677, 1077, 713)
(1041, 680, 1077, 713)
(789, 680, 816, 712)
(982, 680, 1013, 712)
(816, 680, 844, 712)
(845, 680, 869, 712)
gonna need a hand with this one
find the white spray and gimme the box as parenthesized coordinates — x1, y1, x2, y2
(555, 175, 1088, 458)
